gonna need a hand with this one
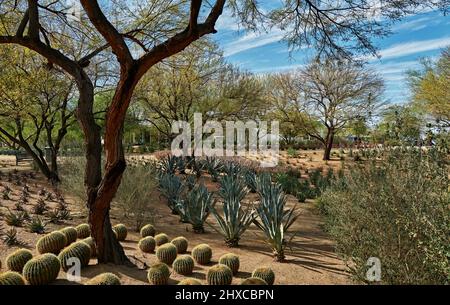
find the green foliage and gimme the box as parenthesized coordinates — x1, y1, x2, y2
(254, 182, 299, 261)
(138, 236, 156, 253)
(156, 243, 178, 265)
(204, 157, 223, 182)
(76, 224, 91, 239)
(159, 156, 178, 175)
(58, 241, 91, 272)
(275, 172, 300, 195)
(211, 176, 256, 247)
(140, 224, 156, 238)
(207, 264, 233, 285)
(173, 255, 195, 275)
(6, 249, 33, 272)
(252, 267, 275, 285)
(219, 253, 240, 275)
(113, 224, 128, 241)
(23, 253, 61, 285)
(147, 263, 170, 285)
(158, 173, 184, 214)
(287, 147, 298, 158)
(176, 185, 215, 233)
(154, 233, 169, 246)
(4, 210, 25, 227)
(59, 227, 77, 245)
(171, 236, 188, 254)
(192, 244, 212, 265)
(243, 169, 257, 193)
(36, 231, 67, 254)
(319, 148, 450, 284)
(223, 162, 242, 176)
(0, 271, 26, 285)
(2, 228, 21, 246)
(85, 273, 121, 285)
(240, 277, 268, 285)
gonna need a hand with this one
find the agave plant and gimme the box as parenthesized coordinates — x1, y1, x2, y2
(27, 216, 46, 234)
(159, 155, 178, 175)
(222, 161, 242, 176)
(204, 157, 223, 182)
(4, 210, 25, 227)
(184, 175, 196, 191)
(243, 169, 257, 193)
(253, 182, 299, 262)
(175, 156, 187, 174)
(158, 173, 184, 214)
(255, 172, 273, 197)
(210, 176, 256, 247)
(176, 185, 215, 233)
(188, 158, 205, 178)
(2, 228, 22, 246)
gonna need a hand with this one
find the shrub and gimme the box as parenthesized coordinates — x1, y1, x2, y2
(207, 264, 233, 285)
(254, 182, 299, 261)
(154, 233, 169, 246)
(219, 253, 240, 275)
(58, 241, 91, 271)
(210, 176, 256, 247)
(138, 236, 156, 253)
(23, 253, 61, 285)
(140, 224, 155, 237)
(318, 148, 450, 284)
(173, 255, 195, 275)
(36, 231, 67, 254)
(158, 173, 185, 214)
(2, 228, 21, 246)
(171, 236, 188, 254)
(176, 185, 215, 233)
(85, 273, 121, 285)
(75, 223, 90, 239)
(275, 172, 300, 195)
(6, 249, 33, 272)
(0, 271, 26, 285)
(156, 243, 178, 265)
(252, 267, 275, 285)
(113, 224, 127, 241)
(147, 262, 170, 285)
(192, 244, 212, 265)
(240, 277, 268, 285)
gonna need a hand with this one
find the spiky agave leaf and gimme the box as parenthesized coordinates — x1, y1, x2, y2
(158, 174, 184, 214)
(210, 176, 256, 247)
(159, 156, 178, 175)
(176, 185, 214, 233)
(205, 157, 223, 182)
(243, 169, 257, 193)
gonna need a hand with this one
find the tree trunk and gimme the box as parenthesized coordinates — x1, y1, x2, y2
(323, 129, 335, 161)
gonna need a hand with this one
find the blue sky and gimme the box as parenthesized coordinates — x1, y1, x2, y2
(212, 8, 450, 104)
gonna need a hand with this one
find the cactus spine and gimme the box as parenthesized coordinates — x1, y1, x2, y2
(251, 267, 275, 285)
(240, 277, 268, 285)
(207, 264, 233, 285)
(191, 244, 212, 265)
(36, 231, 67, 254)
(75, 223, 91, 239)
(85, 273, 121, 285)
(60, 227, 78, 246)
(6, 249, 33, 272)
(23, 253, 61, 285)
(147, 263, 170, 285)
(219, 253, 240, 275)
(81, 237, 97, 257)
(113, 224, 127, 241)
(154, 233, 169, 246)
(140, 224, 156, 237)
(156, 243, 178, 265)
(178, 278, 202, 285)
(171, 236, 188, 254)
(138, 236, 156, 253)
(173, 255, 194, 275)
(58, 241, 91, 271)
(0, 271, 26, 285)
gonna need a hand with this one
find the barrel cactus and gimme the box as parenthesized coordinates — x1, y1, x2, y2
(138, 236, 156, 253)
(81, 237, 97, 257)
(0, 271, 26, 285)
(23, 253, 61, 285)
(140, 224, 156, 237)
(147, 262, 170, 285)
(207, 264, 233, 285)
(171, 236, 188, 254)
(85, 273, 121, 285)
(36, 231, 67, 254)
(156, 243, 177, 265)
(58, 241, 91, 272)
(192, 244, 212, 265)
(173, 255, 194, 275)
(154, 233, 169, 246)
(113, 224, 127, 241)
(6, 249, 33, 272)
(60, 227, 78, 246)
(219, 253, 240, 275)
(251, 267, 275, 285)
(75, 223, 90, 239)
(240, 277, 268, 285)
(178, 278, 202, 285)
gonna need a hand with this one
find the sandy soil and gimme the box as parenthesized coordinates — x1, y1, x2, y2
(0, 153, 351, 285)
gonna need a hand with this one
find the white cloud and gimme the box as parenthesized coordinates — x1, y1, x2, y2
(378, 37, 450, 60)
(223, 29, 285, 57)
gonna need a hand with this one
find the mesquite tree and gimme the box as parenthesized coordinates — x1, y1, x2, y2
(0, 0, 447, 264)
